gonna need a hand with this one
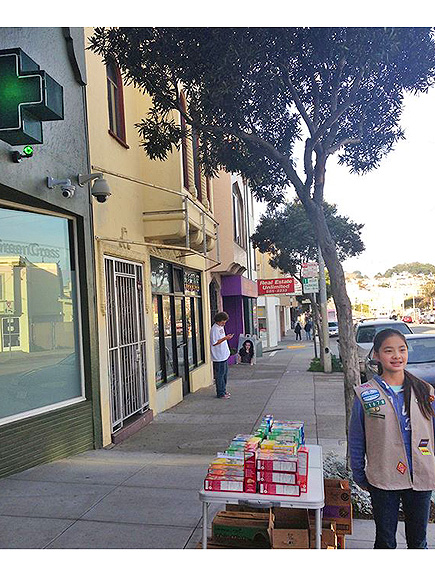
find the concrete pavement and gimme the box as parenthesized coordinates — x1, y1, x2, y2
(1, 334, 434, 549)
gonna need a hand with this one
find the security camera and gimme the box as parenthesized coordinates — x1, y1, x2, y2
(77, 172, 112, 203)
(47, 177, 76, 199)
(61, 185, 76, 198)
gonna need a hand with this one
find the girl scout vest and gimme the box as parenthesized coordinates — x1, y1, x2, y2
(354, 379, 435, 491)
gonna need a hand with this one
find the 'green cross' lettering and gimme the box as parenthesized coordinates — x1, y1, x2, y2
(0, 48, 64, 145)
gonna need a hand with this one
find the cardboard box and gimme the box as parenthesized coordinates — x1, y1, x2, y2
(337, 534, 346, 549)
(321, 479, 353, 535)
(259, 482, 300, 496)
(309, 520, 337, 549)
(225, 504, 270, 513)
(212, 511, 270, 546)
(268, 508, 310, 549)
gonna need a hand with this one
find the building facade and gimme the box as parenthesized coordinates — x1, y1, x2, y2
(209, 172, 258, 360)
(85, 30, 216, 446)
(0, 28, 101, 477)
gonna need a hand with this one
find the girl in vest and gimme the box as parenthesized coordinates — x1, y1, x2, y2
(349, 328, 435, 549)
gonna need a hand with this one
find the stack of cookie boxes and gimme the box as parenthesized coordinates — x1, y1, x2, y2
(204, 416, 309, 496)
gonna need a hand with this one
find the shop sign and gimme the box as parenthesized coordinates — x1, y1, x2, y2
(257, 278, 295, 295)
(301, 262, 319, 278)
(0, 48, 64, 145)
(302, 277, 319, 293)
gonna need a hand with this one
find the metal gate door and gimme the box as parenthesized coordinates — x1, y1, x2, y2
(104, 257, 148, 432)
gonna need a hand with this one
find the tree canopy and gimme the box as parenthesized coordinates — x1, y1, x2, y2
(251, 200, 364, 275)
(382, 262, 435, 277)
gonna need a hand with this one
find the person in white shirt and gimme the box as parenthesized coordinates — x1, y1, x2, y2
(210, 311, 234, 399)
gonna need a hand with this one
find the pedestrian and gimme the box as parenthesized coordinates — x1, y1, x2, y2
(304, 319, 312, 340)
(210, 312, 234, 399)
(238, 339, 254, 365)
(349, 328, 435, 549)
(294, 321, 302, 341)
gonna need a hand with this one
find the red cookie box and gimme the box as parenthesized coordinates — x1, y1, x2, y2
(256, 471, 297, 485)
(297, 446, 309, 493)
(256, 453, 298, 473)
(258, 482, 301, 496)
(204, 475, 245, 492)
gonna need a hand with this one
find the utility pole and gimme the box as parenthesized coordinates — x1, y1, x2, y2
(318, 245, 332, 373)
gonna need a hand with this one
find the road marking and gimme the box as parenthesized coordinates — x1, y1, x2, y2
(287, 345, 306, 349)
(269, 351, 277, 357)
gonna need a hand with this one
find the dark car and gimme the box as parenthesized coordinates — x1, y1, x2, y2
(365, 333, 435, 387)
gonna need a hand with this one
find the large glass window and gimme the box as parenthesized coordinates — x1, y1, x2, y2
(0, 207, 83, 423)
(151, 259, 205, 387)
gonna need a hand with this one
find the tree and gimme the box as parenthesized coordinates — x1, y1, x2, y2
(383, 262, 435, 277)
(89, 26, 435, 446)
(251, 200, 364, 359)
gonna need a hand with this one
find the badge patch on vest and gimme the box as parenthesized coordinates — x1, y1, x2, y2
(418, 439, 431, 456)
(396, 461, 407, 474)
(361, 389, 381, 402)
(364, 399, 386, 410)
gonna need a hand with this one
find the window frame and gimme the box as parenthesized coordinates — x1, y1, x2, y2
(106, 59, 128, 148)
(0, 202, 86, 427)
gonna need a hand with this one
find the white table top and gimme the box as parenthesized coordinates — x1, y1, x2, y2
(199, 444, 324, 509)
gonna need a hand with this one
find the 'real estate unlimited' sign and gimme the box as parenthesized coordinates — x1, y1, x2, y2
(257, 278, 295, 295)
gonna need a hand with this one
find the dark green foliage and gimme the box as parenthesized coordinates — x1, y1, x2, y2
(251, 200, 364, 276)
(309, 355, 343, 372)
(88, 27, 435, 204)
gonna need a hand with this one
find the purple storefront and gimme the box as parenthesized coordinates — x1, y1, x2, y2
(220, 275, 258, 364)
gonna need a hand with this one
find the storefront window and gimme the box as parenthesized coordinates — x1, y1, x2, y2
(153, 296, 163, 386)
(151, 258, 205, 388)
(0, 207, 83, 423)
(162, 296, 176, 380)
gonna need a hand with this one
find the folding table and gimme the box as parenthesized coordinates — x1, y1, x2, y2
(199, 444, 324, 549)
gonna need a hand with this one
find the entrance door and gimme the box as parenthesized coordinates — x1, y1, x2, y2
(104, 257, 148, 432)
(175, 296, 190, 397)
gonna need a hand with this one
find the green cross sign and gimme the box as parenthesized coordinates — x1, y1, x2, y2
(0, 48, 64, 145)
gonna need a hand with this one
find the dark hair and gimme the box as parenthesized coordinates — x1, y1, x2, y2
(373, 328, 435, 420)
(214, 311, 229, 323)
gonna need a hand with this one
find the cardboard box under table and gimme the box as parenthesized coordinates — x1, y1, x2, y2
(269, 508, 310, 549)
(199, 444, 324, 549)
(212, 510, 271, 548)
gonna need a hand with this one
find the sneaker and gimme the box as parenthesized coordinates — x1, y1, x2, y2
(217, 393, 231, 399)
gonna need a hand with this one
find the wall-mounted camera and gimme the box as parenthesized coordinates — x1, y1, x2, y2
(47, 177, 76, 198)
(78, 172, 112, 203)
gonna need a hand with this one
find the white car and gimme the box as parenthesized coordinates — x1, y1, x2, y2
(328, 322, 339, 337)
(338, 319, 413, 378)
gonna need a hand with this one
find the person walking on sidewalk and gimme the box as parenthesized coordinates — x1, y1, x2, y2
(349, 328, 435, 549)
(210, 312, 234, 399)
(304, 319, 312, 340)
(294, 321, 302, 341)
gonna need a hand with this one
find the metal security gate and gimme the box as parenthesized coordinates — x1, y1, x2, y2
(104, 257, 148, 432)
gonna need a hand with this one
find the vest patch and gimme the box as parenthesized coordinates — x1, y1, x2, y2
(418, 438, 431, 455)
(361, 389, 381, 402)
(396, 461, 407, 474)
(364, 399, 386, 410)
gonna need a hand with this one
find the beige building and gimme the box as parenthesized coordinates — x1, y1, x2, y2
(85, 33, 217, 446)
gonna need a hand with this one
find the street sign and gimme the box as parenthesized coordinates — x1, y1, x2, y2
(303, 277, 319, 293)
(257, 278, 295, 295)
(0, 48, 64, 145)
(301, 262, 319, 278)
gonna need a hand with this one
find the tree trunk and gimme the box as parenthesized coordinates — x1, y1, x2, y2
(301, 198, 360, 467)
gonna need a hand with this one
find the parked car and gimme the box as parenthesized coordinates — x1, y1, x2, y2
(328, 321, 339, 337)
(338, 319, 413, 379)
(430, 313, 435, 324)
(402, 315, 413, 323)
(365, 334, 435, 387)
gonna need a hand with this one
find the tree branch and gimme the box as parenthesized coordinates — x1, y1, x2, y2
(311, 65, 366, 147)
(327, 137, 361, 156)
(280, 65, 316, 137)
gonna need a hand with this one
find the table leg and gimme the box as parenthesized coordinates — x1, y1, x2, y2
(202, 501, 209, 549)
(315, 508, 321, 549)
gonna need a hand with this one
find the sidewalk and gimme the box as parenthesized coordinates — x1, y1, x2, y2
(0, 334, 434, 549)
